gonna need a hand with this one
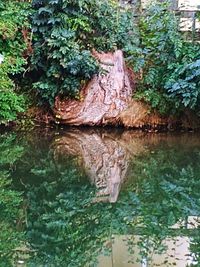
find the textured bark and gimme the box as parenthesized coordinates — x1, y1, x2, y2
(53, 129, 145, 203)
(54, 50, 133, 126)
(53, 50, 198, 130)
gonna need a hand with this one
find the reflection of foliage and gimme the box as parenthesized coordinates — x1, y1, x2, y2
(0, 174, 24, 267)
(190, 227, 200, 266)
(8, 135, 113, 267)
(25, 153, 113, 267)
(0, 133, 25, 267)
(0, 134, 24, 165)
(115, 144, 200, 262)
(0, 130, 200, 266)
(23, 135, 200, 266)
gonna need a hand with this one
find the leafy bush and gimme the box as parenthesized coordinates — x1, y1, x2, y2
(0, 0, 31, 124)
(134, 88, 176, 115)
(165, 57, 200, 111)
(2, 0, 200, 119)
(31, 0, 200, 115)
(31, 0, 136, 105)
(130, 1, 200, 115)
(0, 91, 25, 124)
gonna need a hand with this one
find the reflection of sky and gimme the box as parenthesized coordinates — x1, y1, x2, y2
(98, 235, 198, 267)
(0, 54, 4, 64)
(98, 217, 200, 267)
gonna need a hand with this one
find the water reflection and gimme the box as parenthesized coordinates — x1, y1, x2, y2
(53, 129, 146, 203)
(99, 234, 197, 267)
(0, 128, 200, 266)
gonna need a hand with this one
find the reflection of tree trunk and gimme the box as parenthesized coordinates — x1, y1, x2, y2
(53, 129, 145, 203)
(52, 128, 200, 202)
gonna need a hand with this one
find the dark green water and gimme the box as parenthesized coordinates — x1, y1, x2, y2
(0, 128, 200, 267)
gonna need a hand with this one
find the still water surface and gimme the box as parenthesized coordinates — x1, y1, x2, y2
(0, 127, 200, 267)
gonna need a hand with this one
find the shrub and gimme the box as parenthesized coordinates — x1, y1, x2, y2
(31, 0, 137, 105)
(130, 0, 200, 115)
(165, 55, 200, 111)
(0, 0, 31, 124)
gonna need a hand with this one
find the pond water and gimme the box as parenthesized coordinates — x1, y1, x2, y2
(0, 127, 200, 267)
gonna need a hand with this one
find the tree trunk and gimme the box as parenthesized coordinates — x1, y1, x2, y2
(53, 49, 199, 130)
(54, 50, 134, 126)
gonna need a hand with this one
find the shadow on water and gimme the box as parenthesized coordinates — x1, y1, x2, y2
(0, 127, 200, 266)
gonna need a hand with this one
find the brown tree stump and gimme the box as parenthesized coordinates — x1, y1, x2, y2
(54, 50, 133, 126)
(53, 50, 177, 129)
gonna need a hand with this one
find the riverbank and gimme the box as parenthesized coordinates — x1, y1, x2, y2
(3, 101, 199, 133)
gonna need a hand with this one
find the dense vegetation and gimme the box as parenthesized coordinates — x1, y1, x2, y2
(0, 0, 31, 124)
(31, 0, 136, 105)
(0, 0, 200, 123)
(133, 2, 200, 114)
(1, 2, 200, 265)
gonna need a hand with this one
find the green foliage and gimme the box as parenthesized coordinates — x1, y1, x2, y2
(0, 0, 31, 124)
(134, 88, 175, 115)
(0, 91, 25, 124)
(165, 58, 200, 110)
(31, 0, 136, 105)
(130, 1, 182, 78)
(1, 0, 200, 118)
(0, 59, 26, 124)
(130, 1, 200, 115)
